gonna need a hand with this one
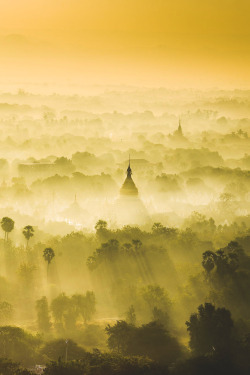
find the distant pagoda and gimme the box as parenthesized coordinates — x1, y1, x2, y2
(173, 118, 184, 137)
(176, 118, 183, 136)
(113, 156, 148, 226)
(169, 118, 188, 145)
(120, 156, 138, 196)
(60, 194, 88, 226)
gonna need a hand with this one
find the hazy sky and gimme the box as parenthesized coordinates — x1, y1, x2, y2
(0, 0, 249, 88)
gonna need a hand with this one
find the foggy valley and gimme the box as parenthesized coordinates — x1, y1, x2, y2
(0, 86, 249, 374)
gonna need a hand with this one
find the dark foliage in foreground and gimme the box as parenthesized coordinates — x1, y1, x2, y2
(105, 320, 182, 364)
(0, 358, 32, 375)
(43, 350, 167, 375)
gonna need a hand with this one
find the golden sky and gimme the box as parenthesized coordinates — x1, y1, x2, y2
(0, 0, 249, 87)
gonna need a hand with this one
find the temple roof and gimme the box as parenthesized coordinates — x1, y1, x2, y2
(120, 158, 138, 196)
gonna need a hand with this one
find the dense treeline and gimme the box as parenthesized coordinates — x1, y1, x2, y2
(0, 215, 249, 374)
(1, 301, 250, 374)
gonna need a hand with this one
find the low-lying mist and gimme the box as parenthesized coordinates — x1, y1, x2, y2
(0, 85, 249, 374)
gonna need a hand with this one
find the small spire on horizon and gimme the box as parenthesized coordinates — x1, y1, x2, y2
(127, 154, 132, 178)
(178, 118, 183, 135)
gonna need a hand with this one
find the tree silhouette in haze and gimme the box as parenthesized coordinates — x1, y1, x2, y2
(202, 241, 243, 278)
(1, 217, 14, 241)
(186, 303, 234, 356)
(106, 320, 182, 364)
(0, 326, 41, 366)
(22, 225, 34, 249)
(36, 296, 51, 332)
(95, 219, 108, 231)
(50, 293, 70, 329)
(0, 358, 25, 375)
(202, 250, 217, 274)
(40, 338, 86, 362)
(87, 239, 120, 270)
(18, 263, 37, 290)
(0, 301, 13, 325)
(95, 219, 109, 239)
(126, 305, 136, 326)
(50, 292, 96, 331)
(71, 291, 96, 324)
(43, 247, 55, 278)
(142, 284, 171, 313)
(152, 222, 167, 235)
(121, 242, 133, 255)
(105, 320, 133, 353)
(132, 239, 142, 251)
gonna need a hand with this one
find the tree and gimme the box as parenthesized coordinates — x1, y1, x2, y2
(202, 242, 242, 279)
(132, 239, 142, 251)
(215, 249, 239, 277)
(80, 291, 96, 323)
(51, 293, 70, 325)
(202, 251, 217, 274)
(0, 326, 41, 367)
(49, 292, 95, 331)
(94, 220, 109, 240)
(0, 301, 13, 325)
(22, 225, 34, 249)
(184, 212, 216, 241)
(106, 320, 182, 364)
(86, 350, 164, 375)
(126, 305, 136, 326)
(142, 285, 171, 313)
(121, 243, 133, 255)
(152, 222, 166, 235)
(128, 321, 182, 364)
(43, 109, 55, 123)
(105, 320, 133, 353)
(43, 247, 55, 277)
(152, 307, 169, 328)
(54, 157, 75, 175)
(151, 223, 178, 238)
(95, 220, 108, 231)
(219, 193, 236, 215)
(186, 303, 234, 356)
(40, 339, 86, 362)
(71, 291, 96, 324)
(43, 360, 84, 375)
(0, 358, 22, 375)
(18, 262, 37, 284)
(86, 255, 98, 271)
(36, 296, 51, 332)
(87, 239, 120, 270)
(1, 217, 14, 241)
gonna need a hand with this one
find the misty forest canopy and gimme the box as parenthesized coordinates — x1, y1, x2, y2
(0, 87, 249, 374)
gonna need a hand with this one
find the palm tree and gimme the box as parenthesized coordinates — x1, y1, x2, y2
(43, 247, 55, 278)
(1, 217, 14, 241)
(132, 239, 142, 251)
(22, 225, 34, 249)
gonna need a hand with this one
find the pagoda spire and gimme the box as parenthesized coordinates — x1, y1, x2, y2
(127, 154, 132, 178)
(178, 118, 183, 135)
(120, 155, 138, 196)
